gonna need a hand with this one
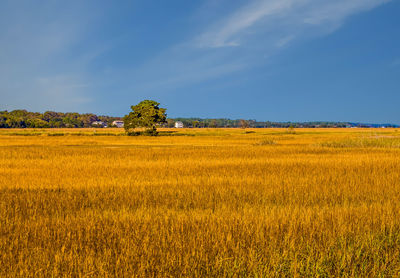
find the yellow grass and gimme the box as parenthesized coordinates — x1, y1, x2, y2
(1, 128, 400, 276)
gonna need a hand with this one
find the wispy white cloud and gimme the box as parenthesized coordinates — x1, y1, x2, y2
(276, 35, 296, 48)
(114, 43, 248, 96)
(194, 0, 295, 48)
(124, 0, 391, 95)
(302, 0, 391, 25)
(194, 0, 391, 49)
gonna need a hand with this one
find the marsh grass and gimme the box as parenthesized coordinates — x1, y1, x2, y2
(321, 136, 400, 148)
(255, 138, 276, 145)
(1, 128, 400, 276)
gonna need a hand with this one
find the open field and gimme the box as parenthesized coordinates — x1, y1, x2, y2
(1, 128, 400, 277)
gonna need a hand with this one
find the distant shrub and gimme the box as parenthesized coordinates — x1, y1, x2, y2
(256, 139, 276, 146)
(126, 130, 158, 136)
(286, 126, 296, 134)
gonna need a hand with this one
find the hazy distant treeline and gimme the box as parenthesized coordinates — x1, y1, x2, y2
(166, 118, 385, 128)
(0, 110, 122, 128)
(0, 110, 396, 128)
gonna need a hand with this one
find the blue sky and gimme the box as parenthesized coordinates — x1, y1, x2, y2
(0, 0, 399, 123)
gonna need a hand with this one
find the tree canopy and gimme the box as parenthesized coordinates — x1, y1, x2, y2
(123, 100, 167, 135)
(0, 110, 121, 128)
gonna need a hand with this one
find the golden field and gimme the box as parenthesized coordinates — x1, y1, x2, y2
(1, 128, 400, 277)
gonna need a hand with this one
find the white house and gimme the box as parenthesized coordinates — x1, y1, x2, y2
(175, 121, 184, 128)
(91, 121, 106, 127)
(112, 120, 124, 128)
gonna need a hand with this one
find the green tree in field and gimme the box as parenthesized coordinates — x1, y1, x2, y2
(123, 100, 167, 135)
(192, 120, 200, 128)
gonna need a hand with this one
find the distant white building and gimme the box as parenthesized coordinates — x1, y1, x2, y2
(91, 121, 106, 127)
(175, 121, 184, 128)
(112, 120, 124, 128)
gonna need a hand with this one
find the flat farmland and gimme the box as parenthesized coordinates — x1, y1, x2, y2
(1, 128, 400, 277)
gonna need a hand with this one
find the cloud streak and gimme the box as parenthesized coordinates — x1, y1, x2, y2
(123, 0, 391, 95)
(194, 0, 391, 48)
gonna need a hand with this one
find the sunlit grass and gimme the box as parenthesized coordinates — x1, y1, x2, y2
(1, 128, 400, 276)
(321, 136, 400, 148)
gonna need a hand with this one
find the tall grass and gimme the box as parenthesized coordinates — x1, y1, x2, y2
(321, 136, 400, 148)
(0, 128, 400, 276)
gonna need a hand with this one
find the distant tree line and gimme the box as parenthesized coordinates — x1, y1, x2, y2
(0, 110, 397, 129)
(166, 118, 398, 128)
(166, 118, 339, 128)
(0, 110, 122, 128)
